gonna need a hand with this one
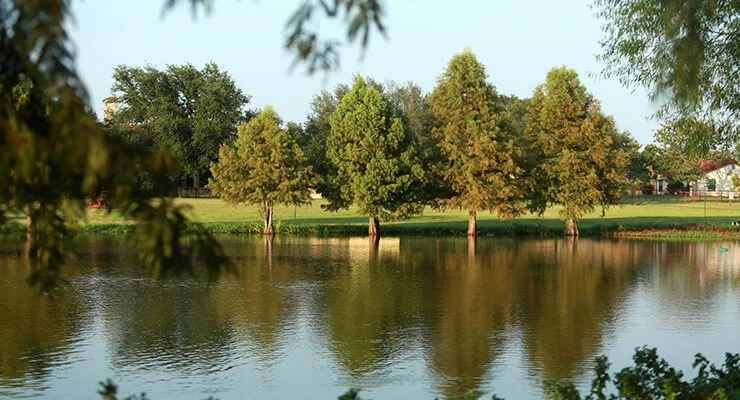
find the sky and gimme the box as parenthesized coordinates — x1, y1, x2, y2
(69, 0, 661, 146)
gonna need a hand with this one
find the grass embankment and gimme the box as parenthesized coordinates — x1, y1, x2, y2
(4, 196, 740, 237)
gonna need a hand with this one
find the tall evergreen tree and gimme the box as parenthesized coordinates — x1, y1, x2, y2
(430, 49, 525, 236)
(325, 77, 425, 236)
(209, 107, 315, 235)
(526, 66, 628, 236)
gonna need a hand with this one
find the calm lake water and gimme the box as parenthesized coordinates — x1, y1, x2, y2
(1, 236, 739, 399)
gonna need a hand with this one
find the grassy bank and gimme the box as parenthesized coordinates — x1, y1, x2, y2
(3, 197, 740, 237)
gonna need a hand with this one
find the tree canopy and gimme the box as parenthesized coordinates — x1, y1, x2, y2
(209, 107, 315, 235)
(594, 0, 740, 153)
(0, 2, 235, 288)
(325, 77, 426, 236)
(430, 49, 525, 236)
(110, 62, 250, 187)
(526, 67, 628, 236)
(299, 83, 350, 197)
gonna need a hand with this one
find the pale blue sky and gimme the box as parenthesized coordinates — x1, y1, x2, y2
(69, 0, 660, 145)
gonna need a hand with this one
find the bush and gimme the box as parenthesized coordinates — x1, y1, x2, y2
(538, 347, 740, 400)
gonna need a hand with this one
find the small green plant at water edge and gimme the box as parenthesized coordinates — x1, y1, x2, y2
(98, 379, 149, 400)
(542, 347, 739, 400)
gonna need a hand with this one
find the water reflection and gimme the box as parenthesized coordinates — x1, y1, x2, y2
(512, 239, 641, 382)
(0, 236, 738, 399)
(318, 237, 423, 380)
(421, 238, 517, 397)
(0, 240, 89, 397)
(642, 241, 740, 332)
(210, 236, 300, 369)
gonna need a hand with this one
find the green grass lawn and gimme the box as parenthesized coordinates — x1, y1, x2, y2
(4, 194, 740, 236)
(46, 195, 740, 236)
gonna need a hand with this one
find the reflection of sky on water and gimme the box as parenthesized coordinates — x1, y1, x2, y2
(598, 241, 740, 383)
(0, 236, 738, 399)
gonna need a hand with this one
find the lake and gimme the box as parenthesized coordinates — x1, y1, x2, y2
(1, 236, 739, 399)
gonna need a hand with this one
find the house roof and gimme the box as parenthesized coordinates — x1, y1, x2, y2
(699, 159, 737, 174)
(701, 162, 739, 176)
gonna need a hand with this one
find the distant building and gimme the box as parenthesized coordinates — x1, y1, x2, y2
(694, 163, 740, 193)
(103, 97, 118, 122)
(653, 175, 669, 194)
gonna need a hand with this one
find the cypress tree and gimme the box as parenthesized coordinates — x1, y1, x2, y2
(430, 49, 525, 236)
(525, 66, 628, 236)
(325, 77, 425, 236)
(209, 106, 315, 235)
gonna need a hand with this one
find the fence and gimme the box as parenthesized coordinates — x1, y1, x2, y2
(624, 189, 738, 207)
(177, 187, 216, 198)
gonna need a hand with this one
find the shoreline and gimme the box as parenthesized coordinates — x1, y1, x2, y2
(5, 198, 740, 239)
(4, 220, 740, 240)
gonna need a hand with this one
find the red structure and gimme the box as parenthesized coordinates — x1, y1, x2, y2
(86, 191, 108, 209)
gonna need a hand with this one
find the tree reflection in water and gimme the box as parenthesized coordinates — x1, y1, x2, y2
(0, 239, 89, 396)
(0, 236, 738, 399)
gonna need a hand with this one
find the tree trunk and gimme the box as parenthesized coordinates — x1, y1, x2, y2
(264, 204, 275, 235)
(24, 203, 42, 262)
(24, 205, 35, 263)
(566, 235, 578, 252)
(193, 175, 200, 188)
(25, 204, 33, 243)
(263, 235, 274, 272)
(368, 216, 380, 236)
(564, 218, 579, 236)
(467, 235, 476, 259)
(467, 210, 477, 236)
(368, 235, 379, 263)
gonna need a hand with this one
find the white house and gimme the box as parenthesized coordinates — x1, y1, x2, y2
(694, 163, 740, 193)
(654, 176, 669, 194)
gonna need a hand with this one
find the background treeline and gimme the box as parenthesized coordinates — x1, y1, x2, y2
(106, 50, 718, 237)
(104, 62, 253, 196)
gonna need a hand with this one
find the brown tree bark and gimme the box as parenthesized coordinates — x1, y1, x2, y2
(467, 210, 477, 236)
(467, 235, 476, 259)
(25, 205, 33, 243)
(368, 235, 379, 263)
(264, 203, 275, 235)
(24, 203, 43, 262)
(564, 218, 579, 236)
(368, 216, 380, 236)
(263, 234, 274, 273)
(566, 235, 578, 252)
(24, 205, 34, 264)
